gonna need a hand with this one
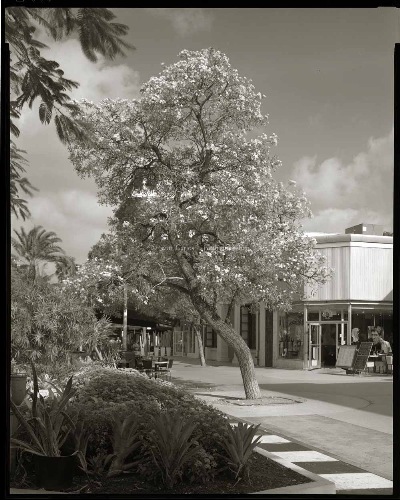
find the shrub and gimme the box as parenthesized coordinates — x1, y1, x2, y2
(68, 364, 231, 467)
(184, 446, 218, 484)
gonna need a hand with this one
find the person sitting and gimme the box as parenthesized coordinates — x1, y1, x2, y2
(370, 330, 391, 355)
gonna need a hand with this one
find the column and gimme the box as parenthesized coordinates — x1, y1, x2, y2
(231, 303, 241, 365)
(303, 304, 308, 369)
(217, 304, 231, 362)
(347, 304, 352, 345)
(258, 302, 266, 367)
(273, 310, 279, 366)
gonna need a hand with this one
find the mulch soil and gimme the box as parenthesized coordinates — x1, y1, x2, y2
(12, 452, 311, 494)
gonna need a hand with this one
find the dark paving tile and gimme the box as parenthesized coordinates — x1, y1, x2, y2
(257, 442, 310, 452)
(297, 461, 365, 474)
(337, 488, 393, 495)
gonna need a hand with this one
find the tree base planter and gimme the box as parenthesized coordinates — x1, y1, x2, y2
(34, 455, 75, 491)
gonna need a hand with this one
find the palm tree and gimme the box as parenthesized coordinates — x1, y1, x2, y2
(11, 225, 66, 281)
(55, 255, 77, 282)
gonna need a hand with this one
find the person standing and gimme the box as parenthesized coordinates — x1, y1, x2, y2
(351, 328, 360, 346)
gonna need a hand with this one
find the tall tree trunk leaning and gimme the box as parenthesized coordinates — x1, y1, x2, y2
(193, 296, 261, 399)
(193, 324, 206, 367)
(122, 282, 128, 351)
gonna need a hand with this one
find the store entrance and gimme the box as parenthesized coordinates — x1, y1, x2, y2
(321, 324, 337, 367)
(307, 322, 348, 368)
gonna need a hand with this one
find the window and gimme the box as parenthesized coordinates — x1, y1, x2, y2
(204, 325, 217, 348)
(240, 305, 256, 349)
(307, 311, 319, 321)
(279, 311, 304, 359)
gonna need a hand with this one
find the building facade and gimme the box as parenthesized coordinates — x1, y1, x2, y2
(173, 226, 393, 369)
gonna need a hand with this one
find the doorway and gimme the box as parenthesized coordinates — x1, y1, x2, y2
(308, 322, 348, 368)
(321, 324, 337, 367)
(308, 323, 321, 369)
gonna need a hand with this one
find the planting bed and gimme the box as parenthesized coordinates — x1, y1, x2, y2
(66, 451, 310, 494)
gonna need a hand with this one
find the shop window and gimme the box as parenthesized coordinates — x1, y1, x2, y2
(205, 325, 217, 348)
(279, 311, 304, 359)
(320, 309, 341, 321)
(352, 311, 393, 348)
(307, 311, 319, 321)
(240, 305, 256, 349)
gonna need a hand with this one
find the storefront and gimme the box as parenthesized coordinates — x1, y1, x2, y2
(273, 231, 393, 369)
(174, 228, 393, 370)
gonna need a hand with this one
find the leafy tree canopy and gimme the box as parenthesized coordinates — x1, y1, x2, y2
(68, 48, 331, 398)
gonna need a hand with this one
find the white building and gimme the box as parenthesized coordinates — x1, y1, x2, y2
(173, 224, 393, 369)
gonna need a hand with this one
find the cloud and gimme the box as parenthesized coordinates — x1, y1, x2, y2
(18, 38, 140, 134)
(291, 129, 393, 232)
(13, 190, 114, 263)
(146, 8, 214, 36)
(301, 207, 389, 233)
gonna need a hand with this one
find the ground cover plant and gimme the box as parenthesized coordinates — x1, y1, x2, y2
(10, 363, 311, 493)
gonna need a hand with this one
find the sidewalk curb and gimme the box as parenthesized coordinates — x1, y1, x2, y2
(253, 447, 336, 494)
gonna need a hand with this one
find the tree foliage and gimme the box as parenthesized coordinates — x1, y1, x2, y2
(68, 48, 331, 398)
(6, 7, 134, 218)
(11, 263, 113, 365)
(12, 225, 67, 281)
(10, 141, 38, 220)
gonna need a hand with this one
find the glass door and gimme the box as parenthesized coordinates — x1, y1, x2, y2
(308, 323, 321, 369)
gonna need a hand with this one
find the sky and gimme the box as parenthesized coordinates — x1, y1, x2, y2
(12, 7, 397, 265)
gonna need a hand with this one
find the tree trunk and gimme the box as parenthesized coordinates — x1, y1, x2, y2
(193, 297, 261, 399)
(122, 282, 128, 351)
(193, 324, 206, 367)
(94, 345, 103, 361)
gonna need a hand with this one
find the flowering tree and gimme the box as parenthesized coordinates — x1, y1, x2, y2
(68, 48, 330, 398)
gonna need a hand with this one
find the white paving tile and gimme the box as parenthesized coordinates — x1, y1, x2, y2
(256, 435, 291, 444)
(319, 473, 393, 490)
(270, 451, 338, 462)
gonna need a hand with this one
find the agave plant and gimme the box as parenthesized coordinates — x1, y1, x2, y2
(10, 362, 78, 457)
(106, 413, 142, 477)
(147, 411, 202, 489)
(71, 419, 91, 472)
(220, 422, 262, 482)
(86, 451, 115, 478)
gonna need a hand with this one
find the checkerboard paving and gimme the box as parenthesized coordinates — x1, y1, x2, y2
(228, 419, 393, 495)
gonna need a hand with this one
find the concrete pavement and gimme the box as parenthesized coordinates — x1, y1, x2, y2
(170, 357, 393, 483)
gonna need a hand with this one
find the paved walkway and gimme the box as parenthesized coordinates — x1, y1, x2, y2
(170, 357, 394, 495)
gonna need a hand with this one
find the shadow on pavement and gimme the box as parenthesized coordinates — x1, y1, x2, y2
(258, 382, 392, 416)
(172, 378, 218, 392)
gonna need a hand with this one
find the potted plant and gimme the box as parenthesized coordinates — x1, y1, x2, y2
(11, 359, 28, 407)
(10, 362, 80, 490)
